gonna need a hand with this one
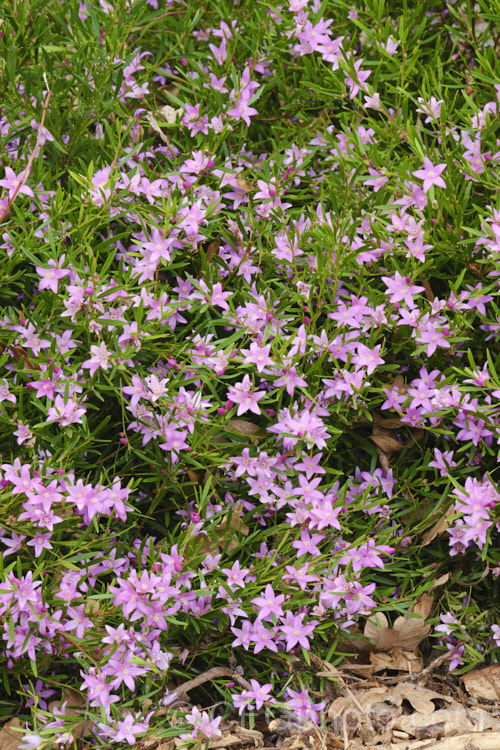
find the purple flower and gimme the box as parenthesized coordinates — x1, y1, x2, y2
(412, 158, 447, 192)
(0, 167, 34, 198)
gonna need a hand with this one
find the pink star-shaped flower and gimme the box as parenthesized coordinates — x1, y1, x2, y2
(412, 158, 446, 193)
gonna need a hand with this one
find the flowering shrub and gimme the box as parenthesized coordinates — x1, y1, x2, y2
(1, 0, 500, 745)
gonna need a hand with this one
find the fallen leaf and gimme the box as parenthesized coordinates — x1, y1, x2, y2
(156, 104, 183, 123)
(235, 175, 256, 193)
(160, 84, 181, 98)
(327, 696, 351, 721)
(144, 110, 180, 147)
(2, 345, 41, 371)
(207, 725, 263, 749)
(421, 506, 454, 547)
(410, 593, 434, 620)
(370, 648, 423, 673)
(394, 705, 500, 738)
(212, 502, 249, 551)
(372, 414, 405, 429)
(370, 426, 403, 454)
(390, 684, 449, 714)
(227, 419, 261, 436)
(378, 731, 500, 750)
(364, 612, 431, 652)
(188, 502, 249, 556)
(429, 572, 451, 590)
(421, 279, 435, 302)
(205, 239, 220, 264)
(48, 687, 90, 738)
(0, 719, 22, 750)
(462, 665, 500, 701)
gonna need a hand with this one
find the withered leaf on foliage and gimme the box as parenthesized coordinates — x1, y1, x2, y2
(462, 665, 500, 701)
(188, 502, 249, 555)
(327, 688, 390, 722)
(410, 593, 434, 620)
(0, 719, 22, 750)
(0, 344, 41, 371)
(159, 83, 181, 98)
(421, 279, 435, 303)
(429, 572, 451, 590)
(205, 239, 220, 264)
(370, 426, 404, 454)
(196, 240, 221, 280)
(156, 104, 183, 123)
(421, 506, 454, 547)
(364, 612, 431, 652)
(48, 687, 91, 738)
(214, 501, 249, 540)
(144, 112, 174, 145)
(227, 419, 261, 436)
(235, 174, 256, 193)
(377, 416, 406, 429)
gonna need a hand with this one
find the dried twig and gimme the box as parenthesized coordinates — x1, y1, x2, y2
(164, 667, 253, 709)
(0, 87, 52, 225)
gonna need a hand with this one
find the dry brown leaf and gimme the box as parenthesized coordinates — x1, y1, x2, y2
(462, 665, 500, 701)
(156, 105, 183, 123)
(327, 696, 351, 721)
(394, 705, 500, 738)
(48, 687, 91, 738)
(315, 659, 343, 681)
(207, 725, 263, 749)
(352, 687, 389, 712)
(144, 112, 175, 145)
(160, 84, 181, 98)
(377, 732, 500, 750)
(235, 175, 256, 193)
(207, 736, 240, 749)
(429, 572, 451, 590)
(141, 734, 165, 750)
(370, 427, 403, 454)
(421, 506, 454, 547)
(227, 419, 261, 436)
(189, 502, 249, 555)
(364, 612, 431, 652)
(378, 417, 406, 429)
(391, 684, 450, 714)
(234, 727, 263, 747)
(268, 718, 302, 736)
(215, 502, 249, 536)
(410, 593, 434, 620)
(1, 345, 41, 371)
(370, 648, 423, 673)
(421, 279, 435, 302)
(0, 719, 22, 750)
(206, 239, 220, 263)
